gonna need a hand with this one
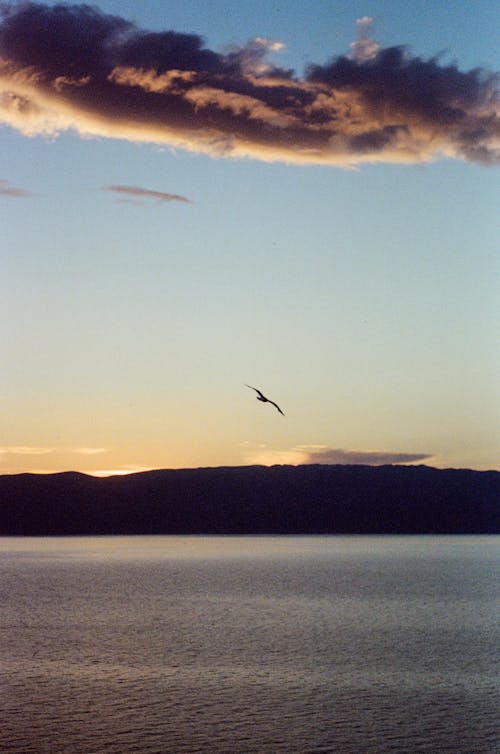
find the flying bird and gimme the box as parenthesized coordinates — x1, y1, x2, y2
(246, 385, 285, 416)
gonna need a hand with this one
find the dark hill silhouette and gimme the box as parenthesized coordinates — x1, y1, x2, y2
(0, 464, 498, 536)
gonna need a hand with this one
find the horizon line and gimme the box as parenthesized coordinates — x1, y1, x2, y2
(1, 462, 498, 478)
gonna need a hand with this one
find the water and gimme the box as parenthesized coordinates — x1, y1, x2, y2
(0, 536, 498, 753)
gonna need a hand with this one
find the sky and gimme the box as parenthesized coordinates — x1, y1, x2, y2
(1, 0, 499, 476)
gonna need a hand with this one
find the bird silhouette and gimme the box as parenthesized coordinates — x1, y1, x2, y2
(246, 385, 285, 415)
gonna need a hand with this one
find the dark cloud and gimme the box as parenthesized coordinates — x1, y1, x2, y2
(103, 184, 191, 203)
(302, 446, 432, 466)
(0, 178, 31, 196)
(0, 3, 498, 166)
(244, 444, 433, 467)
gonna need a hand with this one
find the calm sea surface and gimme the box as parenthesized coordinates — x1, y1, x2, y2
(0, 535, 498, 754)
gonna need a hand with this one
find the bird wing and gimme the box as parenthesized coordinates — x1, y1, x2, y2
(246, 384, 266, 400)
(269, 400, 285, 416)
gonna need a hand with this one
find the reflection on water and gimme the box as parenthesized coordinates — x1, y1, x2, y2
(1, 536, 498, 753)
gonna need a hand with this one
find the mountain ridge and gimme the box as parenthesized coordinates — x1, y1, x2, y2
(1, 464, 498, 535)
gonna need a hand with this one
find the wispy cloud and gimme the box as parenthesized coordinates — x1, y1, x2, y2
(0, 446, 53, 455)
(0, 446, 109, 456)
(0, 4, 497, 166)
(0, 179, 31, 197)
(103, 184, 191, 204)
(243, 444, 432, 466)
(73, 447, 109, 455)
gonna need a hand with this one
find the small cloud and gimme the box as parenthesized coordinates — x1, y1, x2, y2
(350, 17, 380, 62)
(103, 184, 191, 204)
(73, 447, 109, 455)
(0, 179, 32, 197)
(0, 446, 53, 455)
(0, 446, 110, 460)
(227, 36, 286, 76)
(242, 443, 432, 467)
(300, 445, 433, 466)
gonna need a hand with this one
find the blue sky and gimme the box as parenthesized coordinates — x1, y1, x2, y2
(1, 1, 498, 474)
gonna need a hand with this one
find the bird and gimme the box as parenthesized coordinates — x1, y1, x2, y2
(245, 385, 285, 415)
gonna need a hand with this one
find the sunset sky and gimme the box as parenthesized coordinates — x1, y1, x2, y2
(2, 0, 499, 476)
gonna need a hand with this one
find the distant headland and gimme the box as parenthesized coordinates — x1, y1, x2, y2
(0, 464, 498, 536)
